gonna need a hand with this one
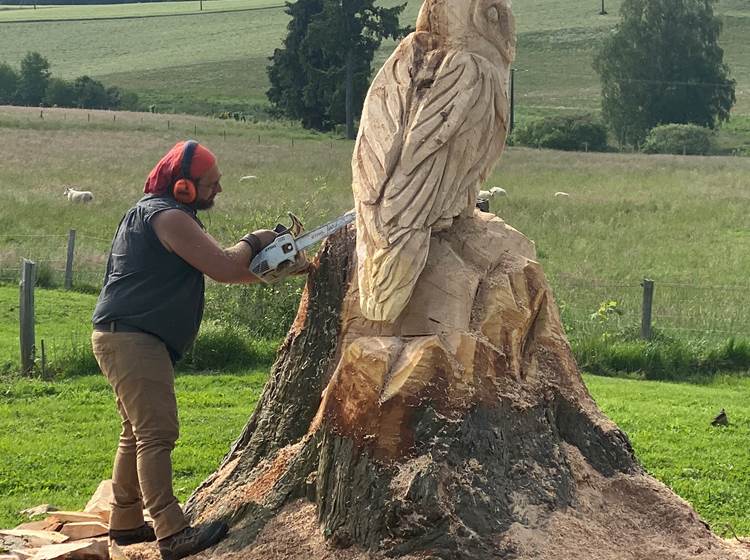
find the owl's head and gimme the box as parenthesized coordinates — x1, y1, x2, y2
(416, 0, 515, 64)
(472, 0, 515, 63)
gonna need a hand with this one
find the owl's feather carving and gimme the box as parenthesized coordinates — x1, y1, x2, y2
(353, 0, 516, 322)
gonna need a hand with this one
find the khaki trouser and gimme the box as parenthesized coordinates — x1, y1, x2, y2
(92, 331, 188, 540)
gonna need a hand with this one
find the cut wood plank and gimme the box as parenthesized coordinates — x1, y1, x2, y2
(83, 481, 113, 517)
(0, 554, 22, 560)
(70, 537, 108, 560)
(30, 537, 108, 560)
(13, 518, 61, 533)
(59, 523, 108, 541)
(37, 513, 102, 525)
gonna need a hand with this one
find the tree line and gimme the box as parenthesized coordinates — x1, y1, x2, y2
(267, 0, 736, 148)
(0, 52, 139, 110)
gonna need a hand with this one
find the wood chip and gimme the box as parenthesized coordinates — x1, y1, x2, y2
(108, 542, 127, 560)
(11, 551, 38, 560)
(18, 506, 58, 520)
(59, 523, 108, 541)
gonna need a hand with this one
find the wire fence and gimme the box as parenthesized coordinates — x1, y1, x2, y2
(555, 274, 750, 343)
(3, 231, 750, 374)
(0, 230, 107, 290)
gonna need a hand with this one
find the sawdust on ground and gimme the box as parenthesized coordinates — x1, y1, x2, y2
(120, 501, 424, 560)
(119, 444, 750, 560)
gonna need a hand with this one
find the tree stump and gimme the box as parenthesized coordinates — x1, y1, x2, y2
(184, 212, 748, 560)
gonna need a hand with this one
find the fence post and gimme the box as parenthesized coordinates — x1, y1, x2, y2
(640, 278, 654, 340)
(20, 259, 36, 374)
(65, 229, 76, 290)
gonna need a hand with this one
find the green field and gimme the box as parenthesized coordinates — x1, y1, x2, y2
(0, 0, 283, 22)
(0, 0, 747, 129)
(0, 0, 749, 545)
(1, 105, 749, 368)
(2, 371, 748, 535)
(0, 369, 269, 529)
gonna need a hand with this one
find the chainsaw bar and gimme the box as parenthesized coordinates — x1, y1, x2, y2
(294, 210, 356, 251)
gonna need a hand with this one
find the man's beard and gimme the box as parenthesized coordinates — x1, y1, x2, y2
(193, 198, 215, 211)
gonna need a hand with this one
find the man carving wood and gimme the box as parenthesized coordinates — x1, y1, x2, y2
(91, 141, 278, 560)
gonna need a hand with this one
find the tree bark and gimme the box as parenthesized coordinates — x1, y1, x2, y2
(184, 214, 746, 560)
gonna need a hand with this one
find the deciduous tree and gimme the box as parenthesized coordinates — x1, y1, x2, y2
(0, 62, 19, 105)
(17, 52, 51, 106)
(593, 0, 736, 145)
(267, 0, 408, 136)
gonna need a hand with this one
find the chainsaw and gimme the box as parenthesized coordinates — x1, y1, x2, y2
(249, 210, 356, 283)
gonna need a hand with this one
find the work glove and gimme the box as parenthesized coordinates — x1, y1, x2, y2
(252, 229, 278, 249)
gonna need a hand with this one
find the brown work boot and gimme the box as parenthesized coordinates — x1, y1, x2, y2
(109, 522, 156, 546)
(158, 521, 229, 560)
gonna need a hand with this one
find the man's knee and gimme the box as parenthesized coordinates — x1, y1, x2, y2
(134, 424, 179, 451)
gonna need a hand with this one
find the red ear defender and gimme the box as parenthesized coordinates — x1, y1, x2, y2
(172, 178, 197, 204)
(172, 140, 199, 204)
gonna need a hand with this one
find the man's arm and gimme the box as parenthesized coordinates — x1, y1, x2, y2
(152, 209, 269, 284)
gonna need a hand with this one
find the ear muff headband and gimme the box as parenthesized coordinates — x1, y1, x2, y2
(173, 140, 199, 204)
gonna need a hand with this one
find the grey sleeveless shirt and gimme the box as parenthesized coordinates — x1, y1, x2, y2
(92, 195, 205, 362)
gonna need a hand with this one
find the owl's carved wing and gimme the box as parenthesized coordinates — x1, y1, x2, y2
(355, 47, 507, 242)
(353, 38, 508, 321)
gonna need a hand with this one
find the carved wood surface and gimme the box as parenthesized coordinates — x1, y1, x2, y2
(353, 0, 516, 322)
(182, 213, 746, 559)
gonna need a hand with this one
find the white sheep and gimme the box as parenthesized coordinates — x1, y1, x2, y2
(63, 187, 94, 203)
(554, 191, 570, 198)
(239, 175, 257, 182)
(477, 186, 508, 202)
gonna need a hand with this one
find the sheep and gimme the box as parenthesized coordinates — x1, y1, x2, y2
(478, 187, 508, 202)
(63, 187, 94, 203)
(476, 186, 508, 211)
(554, 191, 570, 198)
(239, 175, 258, 182)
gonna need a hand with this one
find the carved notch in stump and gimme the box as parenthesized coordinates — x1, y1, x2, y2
(183, 214, 745, 560)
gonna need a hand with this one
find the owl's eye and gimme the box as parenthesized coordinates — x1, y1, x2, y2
(487, 5, 500, 22)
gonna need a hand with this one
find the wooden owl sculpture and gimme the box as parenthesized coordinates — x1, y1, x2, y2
(352, 0, 516, 322)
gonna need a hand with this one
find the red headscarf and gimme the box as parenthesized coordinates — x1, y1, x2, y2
(143, 141, 217, 196)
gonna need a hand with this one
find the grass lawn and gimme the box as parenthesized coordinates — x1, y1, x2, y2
(0, 285, 97, 374)
(1, 106, 749, 360)
(1, 371, 749, 536)
(586, 374, 750, 536)
(0, 369, 268, 529)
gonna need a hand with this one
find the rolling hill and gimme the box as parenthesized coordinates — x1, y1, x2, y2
(0, 0, 747, 145)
